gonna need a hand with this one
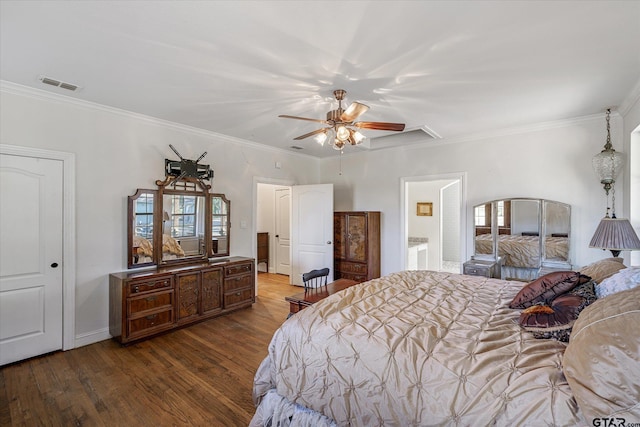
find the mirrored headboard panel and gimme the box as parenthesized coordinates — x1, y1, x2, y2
(473, 198, 571, 280)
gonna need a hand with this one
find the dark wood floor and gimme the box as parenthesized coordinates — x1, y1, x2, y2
(0, 273, 297, 427)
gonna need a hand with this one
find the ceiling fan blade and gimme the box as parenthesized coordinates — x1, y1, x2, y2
(279, 114, 328, 125)
(341, 102, 369, 122)
(293, 128, 328, 140)
(354, 121, 406, 131)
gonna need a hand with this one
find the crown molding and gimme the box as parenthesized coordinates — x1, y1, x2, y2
(1, 79, 628, 161)
(331, 112, 609, 160)
(618, 76, 640, 116)
(0, 80, 318, 160)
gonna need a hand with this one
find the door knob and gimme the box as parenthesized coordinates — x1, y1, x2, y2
(327, 241, 332, 244)
(275, 235, 279, 238)
(51, 262, 59, 268)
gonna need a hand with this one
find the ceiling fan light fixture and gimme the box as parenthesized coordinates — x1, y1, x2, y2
(315, 131, 328, 146)
(332, 139, 345, 150)
(350, 129, 366, 145)
(279, 89, 405, 152)
(336, 125, 350, 141)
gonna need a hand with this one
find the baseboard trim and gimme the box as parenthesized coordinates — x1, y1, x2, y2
(74, 328, 112, 348)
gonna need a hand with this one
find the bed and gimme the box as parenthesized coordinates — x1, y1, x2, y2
(251, 261, 640, 426)
(131, 234, 185, 264)
(475, 234, 569, 268)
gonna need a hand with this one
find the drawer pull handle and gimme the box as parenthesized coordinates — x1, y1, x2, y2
(134, 286, 140, 293)
(146, 296, 157, 302)
(235, 292, 241, 296)
(145, 314, 157, 320)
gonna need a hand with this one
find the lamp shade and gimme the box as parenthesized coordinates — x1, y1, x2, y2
(589, 217, 640, 256)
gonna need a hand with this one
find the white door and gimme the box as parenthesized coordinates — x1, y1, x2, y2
(274, 188, 291, 275)
(0, 154, 64, 366)
(290, 184, 334, 286)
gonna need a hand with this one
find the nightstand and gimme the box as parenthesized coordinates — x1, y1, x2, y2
(463, 258, 501, 278)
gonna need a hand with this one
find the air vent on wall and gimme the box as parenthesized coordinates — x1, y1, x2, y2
(39, 76, 79, 91)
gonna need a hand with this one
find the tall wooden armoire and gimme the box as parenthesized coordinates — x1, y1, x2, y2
(333, 211, 381, 283)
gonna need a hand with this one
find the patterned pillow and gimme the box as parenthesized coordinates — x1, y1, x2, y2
(595, 267, 640, 298)
(518, 281, 596, 342)
(509, 271, 589, 309)
(579, 257, 625, 283)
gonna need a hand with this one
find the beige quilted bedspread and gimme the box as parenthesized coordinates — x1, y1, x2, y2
(253, 270, 584, 426)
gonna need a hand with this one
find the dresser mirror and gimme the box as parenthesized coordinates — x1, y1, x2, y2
(128, 189, 157, 268)
(211, 194, 230, 255)
(473, 198, 571, 279)
(127, 190, 230, 268)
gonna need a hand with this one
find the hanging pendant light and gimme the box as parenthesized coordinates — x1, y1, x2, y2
(592, 109, 624, 195)
(589, 108, 640, 257)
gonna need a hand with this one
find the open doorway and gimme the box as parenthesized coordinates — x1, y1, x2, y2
(254, 180, 334, 291)
(256, 182, 291, 276)
(401, 173, 466, 273)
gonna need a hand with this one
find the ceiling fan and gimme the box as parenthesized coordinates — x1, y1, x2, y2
(279, 89, 405, 150)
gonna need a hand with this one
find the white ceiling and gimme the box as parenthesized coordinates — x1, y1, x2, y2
(1, 1, 639, 158)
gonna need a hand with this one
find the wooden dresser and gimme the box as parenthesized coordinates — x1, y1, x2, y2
(334, 211, 381, 283)
(109, 257, 254, 344)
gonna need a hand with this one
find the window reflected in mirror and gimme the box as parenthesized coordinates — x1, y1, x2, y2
(128, 189, 156, 268)
(162, 193, 206, 260)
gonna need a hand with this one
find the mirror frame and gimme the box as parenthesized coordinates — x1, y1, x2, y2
(127, 183, 231, 269)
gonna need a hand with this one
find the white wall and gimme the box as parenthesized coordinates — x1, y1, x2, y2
(2, 82, 638, 349)
(622, 91, 640, 266)
(322, 114, 628, 276)
(0, 85, 320, 346)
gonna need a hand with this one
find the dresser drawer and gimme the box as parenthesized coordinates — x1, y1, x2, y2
(128, 290, 173, 315)
(224, 273, 253, 292)
(224, 262, 253, 277)
(337, 261, 367, 274)
(128, 309, 174, 336)
(224, 288, 253, 307)
(127, 276, 172, 296)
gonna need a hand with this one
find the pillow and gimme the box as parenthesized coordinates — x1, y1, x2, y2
(563, 285, 640, 423)
(579, 257, 625, 283)
(518, 281, 597, 342)
(509, 271, 588, 309)
(595, 267, 640, 298)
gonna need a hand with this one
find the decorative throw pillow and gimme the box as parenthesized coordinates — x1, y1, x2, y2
(518, 294, 584, 342)
(518, 280, 597, 342)
(509, 271, 589, 309)
(579, 257, 625, 283)
(563, 285, 640, 423)
(595, 267, 640, 298)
